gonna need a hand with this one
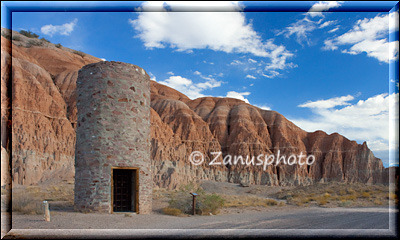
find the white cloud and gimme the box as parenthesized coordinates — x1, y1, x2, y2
(328, 27, 339, 33)
(226, 91, 251, 103)
(308, 1, 344, 18)
(278, 17, 321, 45)
(203, 60, 214, 65)
(158, 75, 222, 99)
(149, 72, 157, 81)
(130, 1, 294, 76)
(166, 71, 174, 75)
(319, 20, 337, 28)
(41, 18, 78, 37)
(245, 74, 257, 79)
(278, 1, 342, 45)
(323, 12, 399, 63)
(230, 59, 244, 65)
(254, 104, 271, 110)
(278, 16, 338, 46)
(389, 11, 399, 33)
(323, 39, 338, 50)
(248, 58, 257, 63)
(291, 93, 399, 157)
(100, 58, 106, 61)
(298, 95, 354, 109)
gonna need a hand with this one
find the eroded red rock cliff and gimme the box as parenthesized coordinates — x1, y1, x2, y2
(0, 28, 388, 188)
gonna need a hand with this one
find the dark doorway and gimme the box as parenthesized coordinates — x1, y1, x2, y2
(112, 169, 138, 212)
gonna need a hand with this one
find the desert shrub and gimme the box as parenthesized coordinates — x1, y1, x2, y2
(346, 195, 357, 200)
(300, 197, 311, 204)
(166, 183, 224, 215)
(12, 194, 42, 215)
(290, 193, 299, 199)
(197, 193, 225, 215)
(323, 193, 331, 198)
(265, 199, 278, 206)
(73, 50, 85, 57)
(12, 35, 21, 41)
(347, 188, 356, 195)
(278, 201, 285, 206)
(388, 192, 397, 200)
(338, 200, 352, 207)
(318, 199, 328, 206)
(40, 37, 50, 43)
(27, 39, 44, 47)
(339, 190, 347, 196)
(19, 30, 39, 38)
(162, 207, 182, 216)
(223, 195, 279, 208)
(167, 182, 204, 214)
(168, 190, 192, 214)
(1, 31, 11, 40)
(55, 43, 62, 48)
(373, 199, 383, 205)
(361, 192, 371, 198)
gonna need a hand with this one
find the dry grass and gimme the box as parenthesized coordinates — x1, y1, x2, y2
(12, 194, 43, 215)
(361, 192, 371, 198)
(73, 50, 86, 57)
(162, 207, 182, 216)
(273, 182, 393, 208)
(12, 181, 74, 215)
(222, 195, 281, 208)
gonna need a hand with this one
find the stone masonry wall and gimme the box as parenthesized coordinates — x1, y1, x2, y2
(74, 61, 152, 214)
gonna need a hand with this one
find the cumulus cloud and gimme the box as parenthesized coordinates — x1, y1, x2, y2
(129, 1, 294, 77)
(308, 1, 344, 18)
(158, 74, 222, 99)
(41, 18, 78, 37)
(291, 93, 399, 162)
(323, 12, 399, 63)
(226, 91, 251, 103)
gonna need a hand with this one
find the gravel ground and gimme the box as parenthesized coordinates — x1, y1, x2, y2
(3, 181, 397, 238)
(10, 206, 394, 229)
(6, 206, 396, 238)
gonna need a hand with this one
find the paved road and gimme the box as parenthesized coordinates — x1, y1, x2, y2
(4, 206, 396, 238)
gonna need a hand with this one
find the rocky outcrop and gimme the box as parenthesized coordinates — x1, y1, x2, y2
(150, 83, 387, 188)
(1, 28, 389, 188)
(1, 29, 100, 185)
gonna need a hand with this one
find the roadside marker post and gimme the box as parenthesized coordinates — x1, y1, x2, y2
(190, 193, 198, 215)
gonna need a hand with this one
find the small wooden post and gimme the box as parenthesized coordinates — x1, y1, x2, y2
(43, 201, 50, 221)
(190, 193, 198, 215)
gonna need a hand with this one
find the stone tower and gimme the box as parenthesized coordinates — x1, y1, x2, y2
(74, 61, 152, 214)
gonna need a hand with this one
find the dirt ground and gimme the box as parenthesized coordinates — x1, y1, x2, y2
(3, 180, 397, 239)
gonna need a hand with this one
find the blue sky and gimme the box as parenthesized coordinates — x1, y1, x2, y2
(5, 1, 399, 167)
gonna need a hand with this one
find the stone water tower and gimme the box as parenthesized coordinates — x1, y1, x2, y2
(74, 61, 152, 214)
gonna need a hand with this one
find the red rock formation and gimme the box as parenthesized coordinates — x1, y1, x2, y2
(1, 28, 389, 188)
(151, 82, 386, 187)
(1, 29, 100, 185)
